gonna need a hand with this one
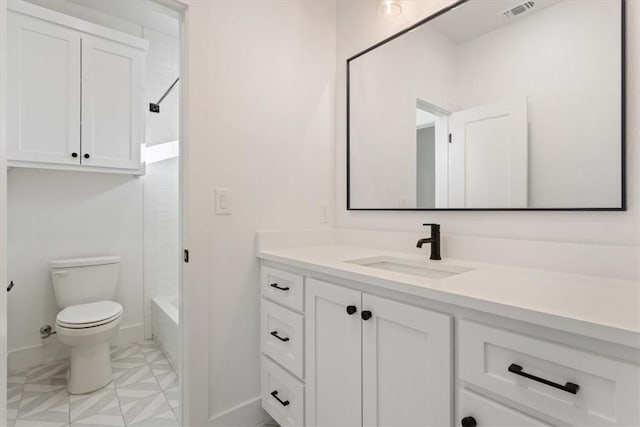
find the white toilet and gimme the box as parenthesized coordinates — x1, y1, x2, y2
(50, 256, 123, 394)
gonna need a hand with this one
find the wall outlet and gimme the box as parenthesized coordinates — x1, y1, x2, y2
(215, 188, 231, 215)
(320, 204, 329, 223)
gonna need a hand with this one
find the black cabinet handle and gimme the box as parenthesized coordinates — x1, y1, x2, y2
(270, 390, 290, 407)
(361, 310, 372, 321)
(84, 153, 90, 159)
(71, 152, 78, 158)
(270, 331, 290, 342)
(346, 305, 357, 315)
(508, 363, 579, 395)
(6, 281, 15, 292)
(461, 416, 477, 427)
(270, 283, 289, 291)
(461, 417, 478, 427)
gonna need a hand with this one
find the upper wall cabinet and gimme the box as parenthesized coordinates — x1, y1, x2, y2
(7, 1, 148, 174)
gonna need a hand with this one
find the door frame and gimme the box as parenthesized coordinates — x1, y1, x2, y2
(147, 1, 211, 425)
(0, 0, 8, 422)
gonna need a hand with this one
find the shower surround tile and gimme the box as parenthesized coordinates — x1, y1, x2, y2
(7, 341, 178, 427)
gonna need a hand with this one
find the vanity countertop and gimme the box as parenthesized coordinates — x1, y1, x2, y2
(258, 245, 640, 348)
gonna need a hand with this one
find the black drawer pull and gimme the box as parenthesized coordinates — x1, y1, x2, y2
(508, 363, 579, 395)
(7, 281, 15, 292)
(270, 390, 290, 407)
(270, 331, 290, 342)
(346, 305, 357, 315)
(361, 310, 372, 321)
(270, 283, 290, 291)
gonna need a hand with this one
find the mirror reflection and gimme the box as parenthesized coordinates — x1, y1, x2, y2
(348, 0, 623, 210)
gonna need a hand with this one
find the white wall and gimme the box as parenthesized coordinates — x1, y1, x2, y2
(183, 0, 335, 423)
(7, 169, 144, 370)
(336, 0, 640, 247)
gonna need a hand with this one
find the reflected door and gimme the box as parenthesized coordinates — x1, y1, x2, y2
(449, 99, 528, 208)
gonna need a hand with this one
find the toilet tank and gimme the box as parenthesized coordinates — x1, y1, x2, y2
(50, 256, 121, 308)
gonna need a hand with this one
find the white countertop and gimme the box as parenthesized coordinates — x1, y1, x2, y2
(258, 245, 640, 348)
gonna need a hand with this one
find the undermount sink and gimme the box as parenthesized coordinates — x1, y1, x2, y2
(346, 256, 474, 279)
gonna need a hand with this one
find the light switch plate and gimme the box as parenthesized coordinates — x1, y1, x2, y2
(215, 188, 231, 215)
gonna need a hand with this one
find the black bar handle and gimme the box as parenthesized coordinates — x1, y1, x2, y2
(7, 281, 14, 292)
(270, 390, 290, 407)
(508, 363, 579, 395)
(270, 283, 290, 291)
(270, 331, 290, 342)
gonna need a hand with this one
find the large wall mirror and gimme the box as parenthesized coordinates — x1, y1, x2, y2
(347, 0, 625, 210)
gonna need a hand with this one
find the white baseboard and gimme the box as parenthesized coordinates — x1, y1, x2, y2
(209, 396, 271, 427)
(8, 322, 144, 374)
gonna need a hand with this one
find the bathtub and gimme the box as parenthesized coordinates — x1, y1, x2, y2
(152, 295, 179, 372)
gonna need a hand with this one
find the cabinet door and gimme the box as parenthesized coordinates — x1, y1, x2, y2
(81, 35, 143, 169)
(306, 279, 362, 427)
(362, 294, 452, 427)
(7, 12, 81, 164)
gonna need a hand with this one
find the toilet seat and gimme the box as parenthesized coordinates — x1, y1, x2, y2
(56, 300, 123, 329)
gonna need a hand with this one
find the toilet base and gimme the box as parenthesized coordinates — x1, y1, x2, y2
(67, 341, 113, 394)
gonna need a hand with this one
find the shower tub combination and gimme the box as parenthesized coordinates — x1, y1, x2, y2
(152, 295, 179, 371)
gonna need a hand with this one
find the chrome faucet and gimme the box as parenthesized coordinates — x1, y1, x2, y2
(416, 223, 441, 260)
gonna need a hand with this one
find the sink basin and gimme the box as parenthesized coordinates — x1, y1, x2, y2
(346, 256, 473, 279)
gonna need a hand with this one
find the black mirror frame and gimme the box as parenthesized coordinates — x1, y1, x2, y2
(346, 0, 626, 212)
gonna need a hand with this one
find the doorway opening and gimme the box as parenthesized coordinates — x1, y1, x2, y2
(3, 0, 186, 425)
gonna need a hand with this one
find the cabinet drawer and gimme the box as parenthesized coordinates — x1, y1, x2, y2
(458, 320, 640, 426)
(458, 388, 552, 427)
(262, 266, 304, 311)
(262, 299, 304, 378)
(262, 356, 305, 427)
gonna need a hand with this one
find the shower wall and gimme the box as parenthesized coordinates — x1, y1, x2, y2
(143, 157, 179, 339)
(144, 27, 180, 145)
(143, 27, 180, 339)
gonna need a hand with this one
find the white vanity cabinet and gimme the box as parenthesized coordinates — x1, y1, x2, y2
(305, 280, 452, 427)
(260, 256, 640, 427)
(7, 2, 147, 174)
(261, 268, 453, 427)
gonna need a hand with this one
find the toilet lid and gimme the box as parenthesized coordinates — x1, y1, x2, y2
(56, 301, 123, 329)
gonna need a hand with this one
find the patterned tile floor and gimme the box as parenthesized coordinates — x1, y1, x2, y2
(6, 341, 179, 427)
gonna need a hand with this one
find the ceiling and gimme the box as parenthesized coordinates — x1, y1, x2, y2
(430, 0, 562, 44)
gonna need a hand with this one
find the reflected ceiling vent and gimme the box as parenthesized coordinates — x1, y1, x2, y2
(503, 1, 535, 18)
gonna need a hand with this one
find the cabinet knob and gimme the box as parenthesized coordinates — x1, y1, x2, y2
(84, 153, 90, 159)
(346, 305, 357, 315)
(461, 416, 477, 427)
(71, 152, 78, 158)
(361, 310, 372, 321)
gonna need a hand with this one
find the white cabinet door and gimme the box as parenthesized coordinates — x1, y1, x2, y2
(362, 294, 452, 427)
(449, 99, 528, 208)
(81, 35, 143, 170)
(7, 12, 81, 164)
(306, 279, 362, 427)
